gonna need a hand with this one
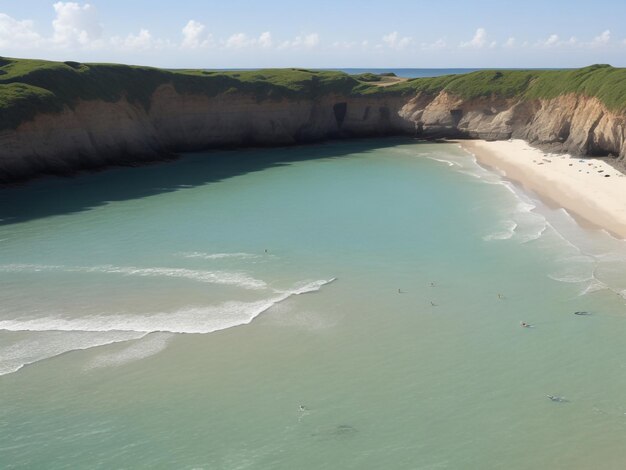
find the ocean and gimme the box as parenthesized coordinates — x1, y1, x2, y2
(210, 68, 559, 79)
(333, 68, 482, 78)
(1, 138, 626, 469)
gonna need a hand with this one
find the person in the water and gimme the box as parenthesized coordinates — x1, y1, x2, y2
(547, 395, 565, 402)
(520, 321, 532, 328)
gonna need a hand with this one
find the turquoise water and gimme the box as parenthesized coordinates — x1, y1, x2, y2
(2, 139, 626, 469)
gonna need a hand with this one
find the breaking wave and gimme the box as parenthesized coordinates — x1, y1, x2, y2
(0, 278, 336, 376)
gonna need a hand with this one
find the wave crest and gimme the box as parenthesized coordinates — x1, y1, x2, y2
(0, 263, 267, 290)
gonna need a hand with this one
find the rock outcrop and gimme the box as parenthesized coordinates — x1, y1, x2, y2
(1, 84, 626, 184)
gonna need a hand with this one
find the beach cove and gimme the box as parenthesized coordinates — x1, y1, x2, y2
(2, 138, 626, 468)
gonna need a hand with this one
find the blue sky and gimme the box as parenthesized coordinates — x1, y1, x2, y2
(0, 0, 625, 68)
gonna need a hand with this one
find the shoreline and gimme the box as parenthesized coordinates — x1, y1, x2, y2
(459, 139, 626, 240)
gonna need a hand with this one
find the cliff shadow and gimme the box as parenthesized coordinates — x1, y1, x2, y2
(0, 137, 417, 226)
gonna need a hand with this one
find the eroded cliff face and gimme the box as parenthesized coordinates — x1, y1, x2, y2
(0, 85, 413, 183)
(401, 92, 626, 160)
(1, 84, 625, 184)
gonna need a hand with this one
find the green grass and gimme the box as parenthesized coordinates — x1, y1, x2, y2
(352, 72, 383, 82)
(0, 57, 403, 130)
(1, 57, 625, 131)
(384, 64, 626, 112)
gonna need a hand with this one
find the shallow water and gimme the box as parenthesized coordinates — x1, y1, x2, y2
(2, 138, 626, 469)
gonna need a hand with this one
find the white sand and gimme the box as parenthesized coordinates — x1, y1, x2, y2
(460, 139, 626, 239)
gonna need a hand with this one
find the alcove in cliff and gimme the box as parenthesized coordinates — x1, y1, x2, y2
(333, 102, 347, 128)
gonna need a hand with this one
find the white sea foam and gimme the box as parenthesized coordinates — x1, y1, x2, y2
(452, 147, 626, 298)
(0, 263, 267, 290)
(483, 220, 518, 241)
(427, 157, 462, 168)
(0, 278, 335, 335)
(514, 212, 548, 243)
(548, 255, 595, 283)
(451, 147, 553, 244)
(0, 331, 146, 376)
(180, 252, 261, 260)
(85, 332, 174, 370)
(579, 279, 608, 296)
(0, 278, 335, 376)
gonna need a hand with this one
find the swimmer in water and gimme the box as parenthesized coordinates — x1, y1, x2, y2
(520, 321, 532, 328)
(430, 301, 437, 307)
(547, 395, 565, 403)
(430, 282, 436, 287)
(299, 405, 306, 411)
(498, 293, 505, 299)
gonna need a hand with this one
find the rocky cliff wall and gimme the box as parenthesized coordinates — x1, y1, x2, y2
(401, 92, 626, 160)
(0, 85, 413, 183)
(1, 85, 625, 184)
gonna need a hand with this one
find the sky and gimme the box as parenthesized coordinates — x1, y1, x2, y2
(0, 0, 625, 68)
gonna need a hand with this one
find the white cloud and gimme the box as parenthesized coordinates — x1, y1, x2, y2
(181, 20, 212, 48)
(52, 2, 102, 47)
(537, 34, 578, 48)
(332, 40, 358, 49)
(223, 31, 273, 49)
(111, 29, 153, 51)
(258, 31, 272, 48)
(302, 33, 320, 47)
(545, 34, 559, 46)
(503, 37, 516, 48)
(0, 13, 42, 48)
(421, 38, 446, 50)
(461, 28, 489, 48)
(459, 28, 496, 49)
(278, 33, 320, 49)
(225, 33, 251, 48)
(382, 31, 413, 49)
(591, 30, 610, 46)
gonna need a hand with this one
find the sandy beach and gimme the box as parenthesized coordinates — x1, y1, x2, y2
(460, 139, 626, 239)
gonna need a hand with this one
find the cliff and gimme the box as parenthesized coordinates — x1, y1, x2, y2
(402, 91, 626, 159)
(0, 87, 413, 183)
(0, 58, 625, 184)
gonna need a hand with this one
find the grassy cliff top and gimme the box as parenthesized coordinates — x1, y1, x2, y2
(397, 64, 626, 111)
(0, 57, 401, 130)
(0, 57, 625, 131)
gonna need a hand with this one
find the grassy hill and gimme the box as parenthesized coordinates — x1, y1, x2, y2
(1, 57, 625, 131)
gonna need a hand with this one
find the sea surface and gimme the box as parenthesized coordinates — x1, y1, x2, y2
(212, 68, 559, 78)
(2, 139, 626, 469)
(333, 68, 482, 78)
(210, 68, 480, 78)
